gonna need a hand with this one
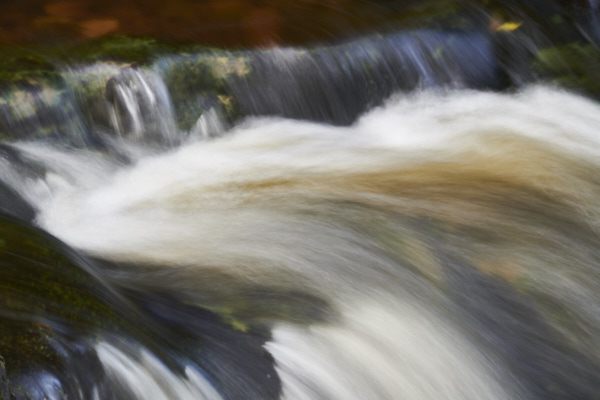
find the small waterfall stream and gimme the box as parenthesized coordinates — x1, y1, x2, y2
(0, 30, 510, 151)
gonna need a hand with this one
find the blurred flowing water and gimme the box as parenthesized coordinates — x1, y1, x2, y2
(3, 2, 600, 400)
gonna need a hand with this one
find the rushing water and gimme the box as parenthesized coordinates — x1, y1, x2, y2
(3, 4, 600, 400)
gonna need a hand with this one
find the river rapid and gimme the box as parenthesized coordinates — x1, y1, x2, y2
(2, 3, 600, 399)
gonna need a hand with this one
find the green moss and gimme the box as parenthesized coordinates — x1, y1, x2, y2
(0, 323, 62, 374)
(0, 35, 213, 88)
(0, 49, 63, 89)
(159, 53, 250, 129)
(533, 42, 600, 97)
(0, 216, 134, 335)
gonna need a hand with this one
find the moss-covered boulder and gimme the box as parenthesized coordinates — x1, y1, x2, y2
(0, 214, 134, 398)
(156, 53, 250, 130)
(533, 42, 600, 98)
(0, 214, 286, 399)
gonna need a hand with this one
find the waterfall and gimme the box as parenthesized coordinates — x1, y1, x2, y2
(2, 3, 600, 400)
(0, 30, 509, 151)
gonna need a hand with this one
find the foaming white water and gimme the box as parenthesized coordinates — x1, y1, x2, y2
(37, 86, 600, 260)
(96, 342, 222, 400)
(268, 300, 511, 400)
(31, 86, 600, 399)
(0, 143, 117, 212)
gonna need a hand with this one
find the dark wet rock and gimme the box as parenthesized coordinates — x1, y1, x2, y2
(0, 180, 35, 223)
(0, 356, 8, 400)
(133, 292, 282, 400)
(0, 215, 132, 399)
(0, 215, 285, 399)
(2, 323, 112, 400)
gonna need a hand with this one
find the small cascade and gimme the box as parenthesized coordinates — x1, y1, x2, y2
(64, 64, 181, 152)
(0, 64, 227, 153)
(0, 29, 541, 149)
(587, 0, 600, 44)
(189, 108, 226, 141)
(104, 68, 178, 146)
(227, 31, 501, 125)
(569, 0, 600, 45)
(95, 342, 223, 400)
(156, 31, 505, 127)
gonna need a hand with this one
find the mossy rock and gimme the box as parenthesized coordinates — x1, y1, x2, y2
(0, 35, 211, 88)
(533, 42, 600, 97)
(0, 214, 134, 398)
(0, 214, 135, 337)
(0, 215, 287, 399)
(157, 53, 250, 130)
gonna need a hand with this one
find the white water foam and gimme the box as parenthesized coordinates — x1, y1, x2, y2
(26, 86, 600, 399)
(96, 342, 222, 400)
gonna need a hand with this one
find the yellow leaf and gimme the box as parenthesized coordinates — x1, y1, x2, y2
(495, 22, 522, 32)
